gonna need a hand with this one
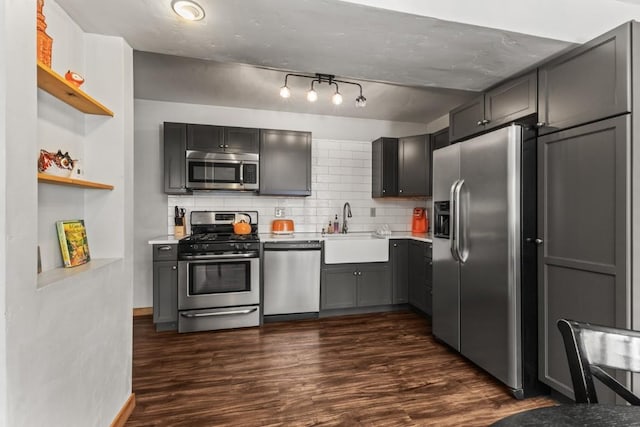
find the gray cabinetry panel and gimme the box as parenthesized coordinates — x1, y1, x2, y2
(357, 264, 392, 306)
(186, 124, 225, 151)
(153, 260, 178, 328)
(485, 71, 537, 129)
(538, 23, 630, 135)
(391, 240, 409, 304)
(449, 94, 484, 142)
(408, 240, 432, 314)
(398, 134, 430, 196)
(163, 122, 189, 194)
(538, 115, 629, 401)
(371, 137, 398, 197)
(431, 128, 450, 150)
(259, 129, 312, 196)
(224, 127, 259, 153)
(321, 265, 358, 310)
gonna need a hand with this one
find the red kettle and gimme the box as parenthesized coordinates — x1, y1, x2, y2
(412, 208, 428, 233)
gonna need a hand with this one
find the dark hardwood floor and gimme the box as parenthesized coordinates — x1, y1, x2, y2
(127, 311, 556, 426)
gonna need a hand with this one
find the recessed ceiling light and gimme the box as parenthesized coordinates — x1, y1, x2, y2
(172, 0, 205, 21)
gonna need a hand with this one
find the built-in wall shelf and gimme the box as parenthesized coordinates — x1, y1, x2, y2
(36, 61, 114, 116)
(38, 173, 114, 190)
(37, 258, 122, 289)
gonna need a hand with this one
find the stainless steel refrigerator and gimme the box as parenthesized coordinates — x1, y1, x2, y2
(432, 124, 543, 398)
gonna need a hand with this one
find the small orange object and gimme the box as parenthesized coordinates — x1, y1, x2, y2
(65, 70, 85, 87)
(37, 0, 53, 67)
(412, 208, 428, 233)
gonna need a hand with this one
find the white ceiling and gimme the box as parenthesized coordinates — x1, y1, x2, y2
(54, 0, 639, 124)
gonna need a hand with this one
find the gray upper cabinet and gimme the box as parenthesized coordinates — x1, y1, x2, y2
(259, 129, 312, 196)
(537, 115, 629, 402)
(449, 71, 537, 143)
(538, 23, 630, 136)
(398, 134, 430, 197)
(372, 135, 430, 197)
(431, 127, 450, 150)
(224, 127, 260, 153)
(449, 94, 484, 142)
(186, 124, 259, 153)
(163, 122, 190, 195)
(371, 137, 398, 197)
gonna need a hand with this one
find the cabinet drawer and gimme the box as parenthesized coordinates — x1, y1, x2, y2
(153, 244, 178, 261)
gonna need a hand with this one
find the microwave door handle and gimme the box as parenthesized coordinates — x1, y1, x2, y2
(450, 180, 459, 261)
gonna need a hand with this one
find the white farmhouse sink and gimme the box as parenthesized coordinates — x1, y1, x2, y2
(324, 233, 389, 264)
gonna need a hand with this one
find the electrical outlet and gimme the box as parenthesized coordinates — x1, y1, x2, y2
(370, 207, 376, 217)
(275, 207, 285, 218)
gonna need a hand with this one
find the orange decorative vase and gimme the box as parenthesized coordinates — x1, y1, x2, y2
(36, 0, 53, 67)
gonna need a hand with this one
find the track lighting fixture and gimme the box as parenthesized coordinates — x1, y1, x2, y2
(279, 73, 367, 108)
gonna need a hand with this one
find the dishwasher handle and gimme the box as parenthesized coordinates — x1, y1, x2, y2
(263, 241, 322, 251)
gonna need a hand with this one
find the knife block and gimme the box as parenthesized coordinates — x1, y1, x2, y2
(174, 217, 185, 238)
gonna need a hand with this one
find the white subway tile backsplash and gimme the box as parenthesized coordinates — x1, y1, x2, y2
(166, 138, 429, 235)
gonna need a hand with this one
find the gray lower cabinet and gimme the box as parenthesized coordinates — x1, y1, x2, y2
(163, 122, 190, 195)
(152, 244, 178, 330)
(538, 115, 629, 402)
(449, 71, 537, 143)
(259, 129, 312, 196)
(321, 263, 391, 310)
(408, 240, 432, 315)
(537, 23, 630, 136)
(390, 240, 408, 304)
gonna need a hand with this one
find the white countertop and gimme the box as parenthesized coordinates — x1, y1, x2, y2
(149, 232, 432, 245)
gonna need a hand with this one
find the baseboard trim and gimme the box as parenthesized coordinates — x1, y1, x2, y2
(111, 393, 135, 427)
(133, 307, 153, 317)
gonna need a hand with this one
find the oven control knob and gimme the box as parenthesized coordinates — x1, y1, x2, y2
(192, 244, 200, 250)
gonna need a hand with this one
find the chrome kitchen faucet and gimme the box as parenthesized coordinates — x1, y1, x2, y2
(342, 202, 352, 234)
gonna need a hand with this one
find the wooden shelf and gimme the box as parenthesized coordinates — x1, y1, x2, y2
(38, 173, 114, 190)
(36, 61, 114, 116)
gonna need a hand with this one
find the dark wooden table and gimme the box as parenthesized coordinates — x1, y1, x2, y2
(491, 404, 640, 426)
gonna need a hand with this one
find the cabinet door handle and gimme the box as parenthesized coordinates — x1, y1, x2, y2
(171, 265, 177, 270)
(358, 271, 362, 276)
(158, 246, 173, 251)
(353, 271, 357, 276)
(477, 120, 484, 126)
(218, 144, 224, 148)
(429, 261, 433, 265)
(536, 122, 547, 128)
(483, 119, 490, 125)
(224, 144, 229, 148)
(399, 189, 403, 193)
(393, 244, 398, 247)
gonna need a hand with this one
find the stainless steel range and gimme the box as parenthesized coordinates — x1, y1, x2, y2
(178, 211, 260, 333)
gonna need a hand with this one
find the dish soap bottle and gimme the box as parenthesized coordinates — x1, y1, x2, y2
(327, 219, 333, 234)
(333, 215, 339, 233)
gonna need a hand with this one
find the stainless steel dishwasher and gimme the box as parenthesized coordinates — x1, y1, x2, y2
(263, 240, 322, 315)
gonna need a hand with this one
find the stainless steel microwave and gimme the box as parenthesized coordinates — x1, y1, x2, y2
(185, 151, 259, 191)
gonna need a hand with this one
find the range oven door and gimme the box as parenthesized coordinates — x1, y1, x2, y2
(178, 253, 260, 310)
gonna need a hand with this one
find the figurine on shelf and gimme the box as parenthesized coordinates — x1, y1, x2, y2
(36, 0, 53, 67)
(38, 149, 75, 177)
(65, 70, 85, 87)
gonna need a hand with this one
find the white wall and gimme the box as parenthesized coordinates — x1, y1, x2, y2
(134, 98, 431, 307)
(1, 0, 134, 425)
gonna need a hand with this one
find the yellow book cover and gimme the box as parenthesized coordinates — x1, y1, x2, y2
(56, 219, 90, 267)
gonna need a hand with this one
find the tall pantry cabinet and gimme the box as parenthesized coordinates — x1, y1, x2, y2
(535, 22, 636, 402)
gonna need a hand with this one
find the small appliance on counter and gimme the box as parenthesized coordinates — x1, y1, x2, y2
(271, 219, 295, 235)
(412, 207, 428, 233)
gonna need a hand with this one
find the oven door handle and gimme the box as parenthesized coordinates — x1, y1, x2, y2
(180, 308, 258, 318)
(179, 252, 258, 261)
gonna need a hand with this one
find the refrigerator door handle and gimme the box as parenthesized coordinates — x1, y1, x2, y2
(455, 179, 468, 263)
(456, 179, 468, 263)
(449, 180, 460, 261)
